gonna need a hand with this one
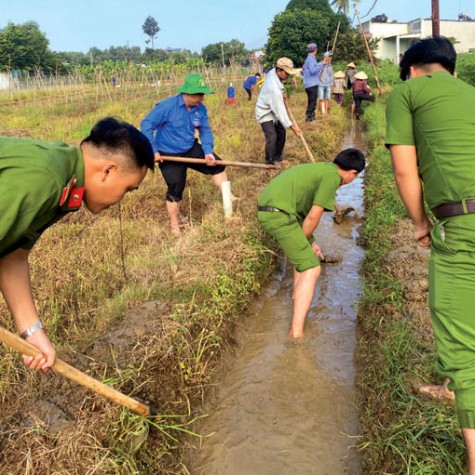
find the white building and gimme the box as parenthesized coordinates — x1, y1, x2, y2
(362, 18, 475, 63)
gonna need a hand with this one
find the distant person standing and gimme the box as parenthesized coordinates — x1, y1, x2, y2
(345, 62, 356, 89)
(141, 73, 231, 235)
(333, 70, 346, 106)
(243, 73, 261, 101)
(226, 82, 236, 106)
(352, 71, 375, 119)
(317, 52, 334, 115)
(302, 42, 324, 122)
(255, 58, 301, 165)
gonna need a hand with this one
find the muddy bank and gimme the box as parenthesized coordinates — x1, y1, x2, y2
(384, 220, 433, 345)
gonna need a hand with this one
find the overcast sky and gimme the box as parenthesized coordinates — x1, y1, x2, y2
(3, 0, 472, 53)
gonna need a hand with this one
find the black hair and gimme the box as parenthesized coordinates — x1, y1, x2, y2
(255, 73, 261, 77)
(333, 148, 365, 172)
(81, 117, 155, 171)
(399, 36, 456, 81)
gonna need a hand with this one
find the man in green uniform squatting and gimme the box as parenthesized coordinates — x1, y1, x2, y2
(0, 117, 155, 372)
(257, 148, 365, 338)
(386, 36, 475, 472)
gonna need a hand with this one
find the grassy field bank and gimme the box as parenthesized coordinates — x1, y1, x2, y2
(0, 78, 347, 474)
(357, 97, 466, 473)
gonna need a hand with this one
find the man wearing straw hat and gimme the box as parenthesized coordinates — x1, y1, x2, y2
(255, 57, 302, 165)
(0, 117, 155, 371)
(141, 73, 231, 235)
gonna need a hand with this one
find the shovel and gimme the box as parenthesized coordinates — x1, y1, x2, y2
(0, 326, 156, 419)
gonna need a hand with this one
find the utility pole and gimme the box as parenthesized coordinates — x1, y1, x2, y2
(432, 0, 440, 36)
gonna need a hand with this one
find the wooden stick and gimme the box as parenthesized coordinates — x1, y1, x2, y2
(355, 6, 383, 95)
(160, 156, 277, 169)
(332, 21, 341, 53)
(285, 104, 316, 162)
(0, 326, 153, 418)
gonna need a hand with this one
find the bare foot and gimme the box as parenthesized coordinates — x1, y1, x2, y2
(419, 378, 455, 402)
(170, 224, 181, 236)
(289, 330, 304, 339)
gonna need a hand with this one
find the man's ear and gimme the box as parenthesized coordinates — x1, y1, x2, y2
(101, 162, 118, 182)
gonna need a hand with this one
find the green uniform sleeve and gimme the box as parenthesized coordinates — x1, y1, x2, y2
(0, 168, 60, 256)
(385, 84, 415, 147)
(313, 172, 341, 211)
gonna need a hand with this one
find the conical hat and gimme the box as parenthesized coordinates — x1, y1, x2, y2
(334, 70, 345, 78)
(354, 71, 368, 80)
(346, 62, 356, 68)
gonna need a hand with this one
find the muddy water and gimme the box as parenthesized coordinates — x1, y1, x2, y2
(193, 123, 367, 475)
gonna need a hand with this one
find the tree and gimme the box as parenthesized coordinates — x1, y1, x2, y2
(332, 29, 378, 63)
(142, 16, 160, 49)
(0, 21, 50, 70)
(201, 40, 249, 66)
(331, 0, 352, 14)
(286, 0, 333, 14)
(265, 5, 350, 66)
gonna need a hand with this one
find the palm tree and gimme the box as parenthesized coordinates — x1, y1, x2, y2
(330, 0, 352, 14)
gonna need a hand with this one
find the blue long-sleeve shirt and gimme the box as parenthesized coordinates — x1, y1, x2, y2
(302, 54, 324, 89)
(141, 94, 214, 155)
(243, 75, 257, 89)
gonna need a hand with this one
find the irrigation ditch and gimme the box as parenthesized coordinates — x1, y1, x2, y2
(189, 120, 367, 474)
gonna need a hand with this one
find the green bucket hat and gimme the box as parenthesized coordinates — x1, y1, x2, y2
(176, 73, 213, 95)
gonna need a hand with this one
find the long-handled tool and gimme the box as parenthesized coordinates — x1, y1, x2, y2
(160, 156, 277, 170)
(285, 104, 316, 162)
(0, 326, 156, 418)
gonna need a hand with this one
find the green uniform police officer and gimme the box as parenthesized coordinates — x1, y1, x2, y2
(257, 148, 365, 338)
(0, 117, 154, 372)
(386, 37, 475, 472)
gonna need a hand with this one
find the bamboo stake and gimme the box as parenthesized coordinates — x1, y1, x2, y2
(354, 5, 383, 95)
(160, 156, 277, 169)
(285, 104, 316, 162)
(0, 326, 154, 418)
(332, 21, 341, 53)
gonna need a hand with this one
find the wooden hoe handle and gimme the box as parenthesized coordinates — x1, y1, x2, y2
(0, 326, 152, 418)
(160, 155, 277, 170)
(285, 104, 316, 163)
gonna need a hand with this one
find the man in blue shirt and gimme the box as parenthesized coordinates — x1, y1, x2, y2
(243, 73, 261, 101)
(302, 43, 324, 122)
(141, 73, 229, 235)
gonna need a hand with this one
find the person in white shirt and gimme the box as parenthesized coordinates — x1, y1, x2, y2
(255, 57, 302, 165)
